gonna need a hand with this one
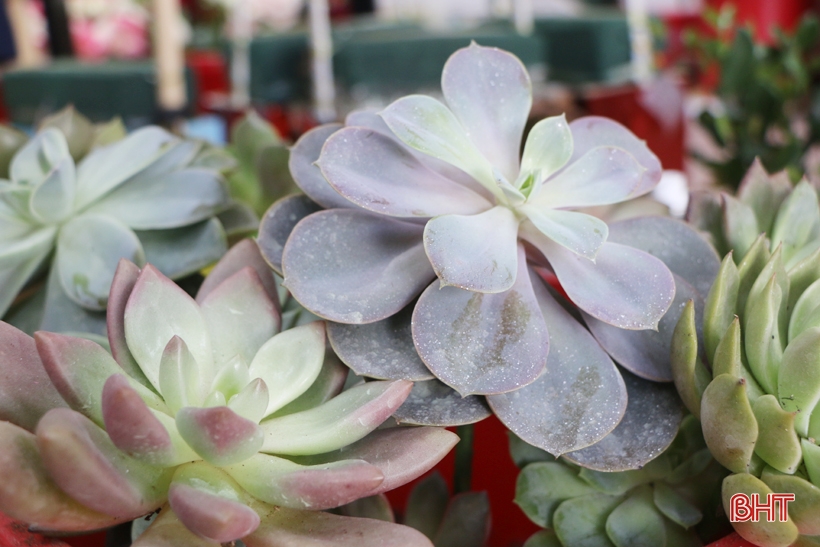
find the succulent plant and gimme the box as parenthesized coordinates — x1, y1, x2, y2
(0, 239, 457, 546)
(258, 43, 722, 470)
(674, 161, 820, 546)
(0, 107, 242, 336)
(512, 416, 728, 547)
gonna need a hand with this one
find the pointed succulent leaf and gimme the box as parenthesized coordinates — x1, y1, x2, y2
(508, 433, 554, 468)
(704, 253, 740, 362)
(529, 236, 675, 330)
(258, 195, 322, 275)
(38, 259, 108, 335)
(653, 483, 702, 529)
(0, 420, 127, 532)
(772, 179, 820, 266)
(515, 462, 596, 528)
(803, 440, 820, 486)
(414, 250, 548, 396)
(671, 298, 708, 419)
(339, 494, 394, 523)
(744, 274, 784, 394)
(789, 278, 820, 342)
(701, 374, 758, 473)
(737, 158, 792, 235)
(260, 380, 411, 455)
(197, 238, 279, 305)
(520, 211, 608, 260)
(136, 218, 228, 280)
(224, 453, 383, 509)
(269, 352, 348, 417)
(788, 247, 820, 313)
(524, 530, 563, 547)
(564, 371, 684, 471)
(778, 327, 820, 436)
(288, 123, 351, 209)
(0, 124, 28, 177)
(578, 467, 650, 496)
(736, 234, 771, 318)
(722, 473, 799, 547)
(125, 264, 214, 392)
(36, 408, 171, 519)
(424, 206, 520, 293)
(39, 106, 94, 160)
(605, 487, 666, 547)
(0, 228, 56, 320)
(248, 322, 325, 416)
(379, 95, 499, 198)
(282, 209, 434, 323)
(722, 194, 760, 262)
(130, 505, 221, 547)
(490, 272, 624, 454)
(393, 379, 491, 426)
(29, 157, 76, 223)
(201, 267, 279, 366)
(176, 405, 264, 467)
(441, 43, 531, 182)
(244, 504, 434, 547)
(762, 472, 820, 535)
(567, 116, 661, 196)
(106, 259, 152, 389)
(35, 331, 166, 427)
(91, 117, 127, 149)
(10, 128, 71, 186)
(433, 492, 490, 547)
(56, 214, 145, 310)
(405, 472, 448, 539)
(216, 202, 259, 237)
(752, 394, 801, 474)
(0, 322, 67, 432)
(553, 493, 624, 547)
(228, 378, 270, 423)
(318, 127, 491, 218)
(327, 303, 434, 381)
(520, 115, 572, 182)
(159, 336, 206, 413)
(713, 318, 764, 400)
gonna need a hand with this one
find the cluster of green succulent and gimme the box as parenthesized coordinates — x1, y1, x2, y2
(676, 160, 820, 546)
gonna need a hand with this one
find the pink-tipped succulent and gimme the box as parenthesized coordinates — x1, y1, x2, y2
(0, 240, 457, 546)
(258, 44, 721, 470)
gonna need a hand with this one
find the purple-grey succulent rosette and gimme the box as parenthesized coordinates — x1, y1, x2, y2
(258, 44, 720, 471)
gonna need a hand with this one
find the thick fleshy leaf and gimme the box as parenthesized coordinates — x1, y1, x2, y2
(779, 327, 820, 437)
(38, 259, 108, 335)
(414, 248, 548, 396)
(553, 493, 624, 547)
(393, 379, 491, 426)
(531, 236, 675, 330)
(704, 253, 740, 362)
(380, 95, 499, 198)
(0, 421, 125, 532)
(288, 123, 351, 209)
(39, 105, 94, 160)
(293, 427, 459, 496)
(135, 218, 228, 279)
(424, 206, 519, 293)
(35, 331, 166, 427)
(75, 126, 176, 209)
(228, 378, 270, 423)
(244, 504, 434, 547)
(168, 483, 259, 542)
(260, 380, 412, 455)
(564, 371, 685, 471)
(248, 322, 325, 416)
(762, 472, 820, 535)
(441, 43, 531, 182)
(520, 115, 573, 182)
(737, 158, 792, 234)
(339, 494, 394, 523)
(653, 483, 702, 529)
(433, 492, 490, 547)
(722, 474, 799, 547)
(125, 264, 214, 392)
(788, 279, 820, 342)
(10, 128, 71, 186)
(404, 472, 448, 538)
(28, 158, 76, 223)
(258, 195, 322, 275)
(217, 202, 259, 236)
(524, 530, 562, 547)
(176, 405, 264, 466)
(771, 179, 820, 266)
(197, 238, 279, 305)
(36, 408, 171, 519)
(269, 351, 348, 417)
(327, 302, 433, 381)
(282, 209, 434, 323)
(508, 432, 554, 468)
(712, 317, 764, 401)
(520, 210, 607, 260)
(130, 506, 220, 547)
(56, 214, 145, 310)
(744, 273, 784, 395)
(567, 116, 662, 196)
(752, 394, 801, 474)
(0, 228, 55, 320)
(701, 374, 758, 474)
(584, 274, 702, 381)
(158, 336, 205, 414)
(318, 127, 490, 217)
(226, 453, 384, 510)
(722, 193, 760, 262)
(489, 273, 625, 455)
(0, 322, 67, 431)
(605, 487, 666, 547)
(106, 259, 152, 388)
(201, 267, 279, 366)
(515, 461, 596, 528)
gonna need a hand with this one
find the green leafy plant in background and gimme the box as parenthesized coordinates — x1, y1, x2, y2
(0, 107, 250, 337)
(0, 240, 457, 547)
(511, 416, 728, 547)
(675, 161, 820, 546)
(685, 7, 820, 188)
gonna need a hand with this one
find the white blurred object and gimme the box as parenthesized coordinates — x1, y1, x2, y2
(624, 0, 654, 83)
(639, 74, 683, 131)
(514, 0, 534, 34)
(376, 0, 581, 23)
(620, 0, 702, 15)
(207, 0, 304, 32)
(653, 170, 689, 218)
(229, 0, 253, 108)
(310, 0, 336, 123)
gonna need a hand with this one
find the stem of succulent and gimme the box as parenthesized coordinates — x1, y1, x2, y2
(454, 423, 474, 494)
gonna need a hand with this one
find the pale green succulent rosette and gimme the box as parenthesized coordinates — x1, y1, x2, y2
(0, 240, 456, 546)
(0, 107, 240, 335)
(674, 161, 820, 546)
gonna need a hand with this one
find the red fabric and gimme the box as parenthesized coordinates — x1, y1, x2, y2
(0, 511, 96, 547)
(706, 532, 761, 547)
(706, 0, 812, 44)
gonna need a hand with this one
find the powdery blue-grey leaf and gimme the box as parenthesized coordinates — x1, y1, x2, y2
(423, 206, 519, 293)
(39, 259, 107, 336)
(519, 210, 607, 260)
(433, 492, 491, 547)
(528, 235, 675, 330)
(0, 227, 56, 320)
(319, 127, 490, 218)
(563, 370, 685, 471)
(393, 379, 491, 426)
(489, 272, 626, 456)
(288, 123, 352, 209)
(584, 275, 703, 382)
(520, 115, 573, 182)
(404, 472, 448, 538)
(28, 158, 76, 224)
(282, 209, 434, 324)
(216, 202, 259, 237)
(413, 247, 548, 396)
(135, 218, 227, 280)
(327, 303, 433, 381)
(605, 216, 720, 298)
(258, 195, 322, 275)
(10, 128, 71, 187)
(56, 214, 145, 311)
(567, 116, 662, 196)
(441, 43, 531, 183)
